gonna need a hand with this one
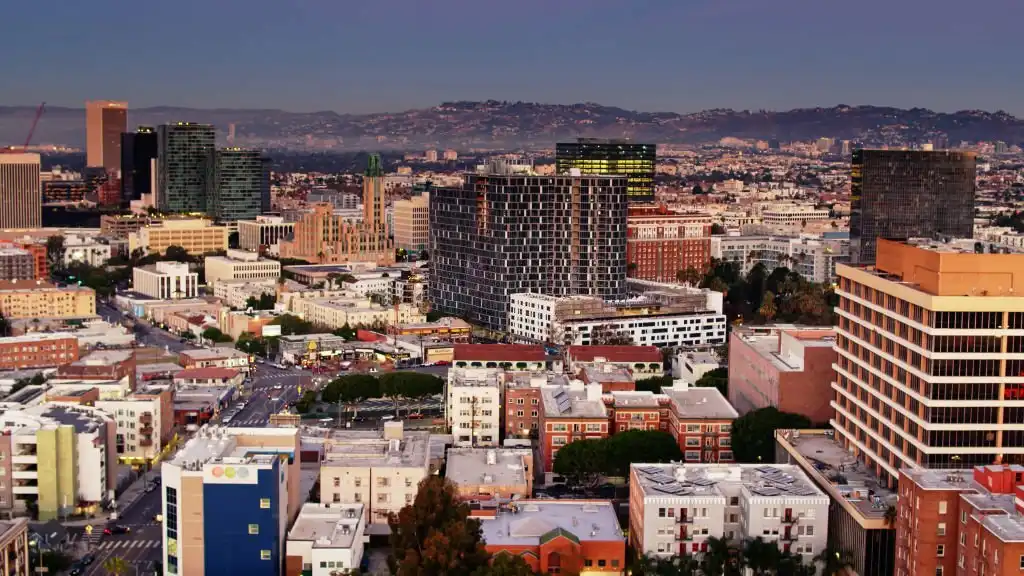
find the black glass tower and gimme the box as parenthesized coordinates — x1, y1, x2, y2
(211, 148, 267, 221)
(850, 149, 976, 264)
(156, 123, 216, 213)
(555, 138, 655, 203)
(120, 126, 158, 203)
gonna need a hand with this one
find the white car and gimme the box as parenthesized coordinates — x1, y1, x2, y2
(381, 415, 395, 421)
(273, 384, 283, 390)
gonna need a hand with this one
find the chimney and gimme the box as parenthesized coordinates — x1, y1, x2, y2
(585, 384, 602, 402)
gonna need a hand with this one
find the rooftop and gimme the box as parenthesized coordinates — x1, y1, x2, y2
(288, 503, 364, 549)
(541, 385, 607, 419)
(173, 367, 240, 380)
(454, 344, 546, 362)
(0, 279, 93, 294)
(733, 326, 836, 372)
(568, 345, 663, 364)
(445, 448, 531, 490)
(72, 349, 133, 366)
(179, 348, 249, 361)
(663, 384, 738, 420)
(606, 391, 661, 409)
(0, 332, 77, 344)
(479, 500, 623, 547)
(632, 463, 828, 502)
(578, 365, 634, 384)
(320, 427, 433, 469)
(168, 425, 297, 470)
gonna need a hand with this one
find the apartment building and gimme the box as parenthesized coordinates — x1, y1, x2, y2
(577, 365, 635, 393)
(128, 218, 229, 255)
(294, 297, 424, 330)
(728, 326, 837, 423)
(711, 234, 849, 283)
(285, 503, 366, 576)
(318, 423, 435, 528)
(0, 153, 41, 229)
(132, 262, 199, 300)
(204, 249, 281, 285)
(895, 465, 1024, 576)
(566, 345, 665, 378)
(833, 239, 1024, 488)
(0, 280, 95, 320)
(445, 447, 533, 501)
(53, 349, 138, 393)
(161, 425, 301, 576)
(760, 205, 830, 227)
(212, 279, 278, 310)
(664, 383, 738, 463)
(452, 344, 547, 371)
(238, 216, 295, 252)
(392, 193, 429, 252)
(445, 368, 502, 447)
(604, 391, 669, 434)
(95, 386, 173, 464)
(178, 347, 251, 370)
(0, 333, 79, 370)
(0, 519, 29, 576)
(10, 242, 46, 281)
(539, 384, 608, 476)
(478, 500, 626, 575)
(628, 463, 828, 562)
(510, 290, 727, 348)
(627, 205, 712, 282)
(100, 214, 150, 240)
(504, 372, 571, 440)
(0, 248, 34, 282)
(61, 235, 112, 268)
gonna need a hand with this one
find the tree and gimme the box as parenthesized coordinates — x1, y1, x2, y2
(710, 223, 727, 235)
(0, 313, 10, 337)
(295, 390, 318, 414)
(635, 375, 673, 394)
(202, 327, 234, 343)
(236, 333, 269, 357)
(103, 556, 131, 576)
(322, 374, 380, 407)
(694, 367, 728, 397)
(758, 291, 778, 321)
(163, 245, 191, 263)
(46, 235, 65, 274)
(245, 292, 277, 311)
(37, 551, 74, 574)
(589, 324, 634, 346)
(813, 547, 855, 576)
(473, 553, 537, 576)
(701, 535, 742, 576)
(270, 314, 315, 336)
(742, 537, 780, 576)
(388, 477, 491, 576)
(603, 431, 682, 476)
(552, 438, 607, 488)
(332, 322, 357, 341)
(419, 249, 429, 261)
(632, 554, 699, 576)
(730, 407, 812, 463)
(677, 266, 702, 286)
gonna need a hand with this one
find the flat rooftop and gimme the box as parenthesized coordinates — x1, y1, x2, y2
(321, 429, 432, 469)
(734, 326, 835, 372)
(606, 391, 661, 409)
(169, 425, 296, 470)
(479, 500, 624, 547)
(663, 385, 738, 420)
(0, 332, 77, 344)
(445, 448, 531, 489)
(776, 430, 896, 520)
(288, 503, 364, 549)
(73, 349, 133, 366)
(633, 463, 827, 501)
(578, 365, 633, 383)
(180, 348, 249, 360)
(541, 386, 607, 419)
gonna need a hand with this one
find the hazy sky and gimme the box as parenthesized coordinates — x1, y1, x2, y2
(4, 0, 1022, 114)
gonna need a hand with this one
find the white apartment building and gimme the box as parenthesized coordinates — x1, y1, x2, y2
(237, 216, 295, 251)
(629, 463, 828, 567)
(62, 235, 112, 267)
(319, 423, 436, 530)
(95, 390, 166, 463)
(445, 368, 502, 447)
(212, 279, 278, 309)
(760, 205, 830, 227)
(286, 503, 367, 576)
(295, 297, 424, 330)
(132, 261, 198, 299)
(712, 234, 849, 283)
(509, 292, 727, 348)
(204, 249, 281, 286)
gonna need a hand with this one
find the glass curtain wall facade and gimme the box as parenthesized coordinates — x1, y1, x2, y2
(849, 149, 975, 264)
(212, 148, 266, 221)
(121, 126, 158, 203)
(429, 164, 628, 330)
(556, 138, 655, 204)
(156, 123, 216, 213)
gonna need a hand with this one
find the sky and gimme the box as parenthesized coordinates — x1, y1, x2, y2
(3, 0, 1023, 115)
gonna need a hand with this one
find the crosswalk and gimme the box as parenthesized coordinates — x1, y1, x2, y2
(227, 417, 268, 427)
(97, 539, 162, 551)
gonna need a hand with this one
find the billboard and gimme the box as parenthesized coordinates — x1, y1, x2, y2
(262, 324, 282, 338)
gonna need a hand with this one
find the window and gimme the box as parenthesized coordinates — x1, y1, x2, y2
(961, 511, 967, 523)
(937, 523, 945, 536)
(333, 477, 340, 487)
(260, 550, 271, 561)
(1019, 555, 1024, 569)
(938, 500, 947, 514)
(378, 477, 390, 487)
(354, 478, 362, 487)
(658, 508, 666, 518)
(248, 524, 259, 535)
(584, 560, 593, 567)
(259, 498, 271, 509)
(806, 525, 814, 536)
(598, 560, 606, 567)
(937, 545, 944, 557)
(333, 493, 341, 503)
(935, 567, 942, 576)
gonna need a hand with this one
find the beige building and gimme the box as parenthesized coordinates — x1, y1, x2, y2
(0, 153, 41, 230)
(238, 216, 294, 251)
(85, 100, 127, 171)
(204, 249, 281, 285)
(445, 447, 533, 501)
(212, 279, 278, 310)
(0, 279, 95, 319)
(128, 219, 229, 256)
(132, 262, 198, 299)
(295, 296, 425, 330)
(0, 519, 29, 576)
(95, 386, 173, 464)
(392, 193, 429, 252)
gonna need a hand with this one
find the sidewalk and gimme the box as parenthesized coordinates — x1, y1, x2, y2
(61, 470, 157, 527)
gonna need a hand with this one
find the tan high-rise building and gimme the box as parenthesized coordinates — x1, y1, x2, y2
(85, 100, 128, 171)
(393, 192, 429, 252)
(0, 153, 41, 229)
(833, 238, 1024, 489)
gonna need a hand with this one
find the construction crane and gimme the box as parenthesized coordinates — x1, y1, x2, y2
(23, 102, 46, 149)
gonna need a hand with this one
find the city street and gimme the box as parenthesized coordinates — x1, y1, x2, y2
(226, 368, 311, 427)
(97, 300, 193, 353)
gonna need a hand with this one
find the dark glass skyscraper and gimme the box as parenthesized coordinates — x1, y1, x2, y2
(120, 126, 158, 203)
(156, 123, 216, 213)
(850, 149, 976, 264)
(429, 160, 628, 329)
(555, 138, 655, 203)
(210, 148, 267, 221)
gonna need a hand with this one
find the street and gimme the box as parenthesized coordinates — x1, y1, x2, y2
(226, 367, 310, 427)
(97, 301, 193, 353)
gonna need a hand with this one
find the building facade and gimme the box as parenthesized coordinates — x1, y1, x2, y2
(445, 369, 502, 447)
(211, 148, 267, 221)
(0, 280, 95, 319)
(0, 333, 79, 370)
(156, 123, 216, 213)
(392, 193, 429, 252)
(664, 384, 738, 463)
(556, 138, 655, 203)
(85, 100, 127, 171)
(850, 149, 975, 264)
(121, 126, 158, 202)
(430, 161, 628, 330)
(834, 239, 1024, 489)
(0, 248, 34, 281)
(0, 153, 41, 229)
(128, 219, 230, 255)
(539, 385, 608, 475)
(711, 234, 850, 284)
(204, 250, 281, 285)
(133, 262, 199, 300)
(627, 206, 712, 282)
(238, 216, 295, 252)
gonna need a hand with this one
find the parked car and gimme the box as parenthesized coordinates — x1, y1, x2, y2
(381, 415, 395, 421)
(105, 524, 131, 535)
(407, 412, 424, 419)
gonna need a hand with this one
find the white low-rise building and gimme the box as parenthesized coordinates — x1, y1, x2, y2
(286, 503, 367, 576)
(445, 368, 502, 447)
(62, 235, 113, 267)
(204, 249, 281, 286)
(711, 234, 849, 283)
(212, 279, 278, 309)
(629, 463, 829, 566)
(132, 261, 198, 300)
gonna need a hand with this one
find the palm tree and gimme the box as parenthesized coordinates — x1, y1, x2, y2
(758, 291, 778, 321)
(742, 537, 780, 576)
(700, 536, 741, 576)
(103, 556, 130, 575)
(814, 547, 855, 576)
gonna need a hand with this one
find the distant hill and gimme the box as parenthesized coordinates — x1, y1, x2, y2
(2, 101, 1022, 151)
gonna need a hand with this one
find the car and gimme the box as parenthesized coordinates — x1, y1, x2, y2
(145, 483, 159, 493)
(104, 524, 131, 535)
(69, 564, 86, 576)
(407, 412, 424, 419)
(152, 476, 161, 485)
(236, 403, 246, 409)
(81, 554, 96, 566)
(381, 415, 395, 421)
(273, 384, 283, 390)
(256, 359, 266, 364)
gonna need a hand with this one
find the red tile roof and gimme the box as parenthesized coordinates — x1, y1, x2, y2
(173, 367, 240, 380)
(453, 344, 546, 362)
(567, 345, 663, 364)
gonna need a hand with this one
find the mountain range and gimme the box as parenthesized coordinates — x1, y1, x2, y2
(2, 101, 1022, 151)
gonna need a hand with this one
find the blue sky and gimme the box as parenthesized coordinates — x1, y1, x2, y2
(3, 0, 1021, 114)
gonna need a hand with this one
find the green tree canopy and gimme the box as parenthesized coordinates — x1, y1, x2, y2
(603, 430, 683, 477)
(552, 438, 607, 488)
(730, 407, 812, 463)
(694, 367, 729, 397)
(201, 327, 233, 343)
(635, 375, 673, 394)
(245, 292, 277, 310)
(472, 553, 537, 576)
(269, 314, 315, 335)
(322, 374, 380, 405)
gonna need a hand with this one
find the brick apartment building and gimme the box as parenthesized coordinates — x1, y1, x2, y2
(0, 333, 79, 370)
(626, 205, 712, 282)
(539, 385, 609, 477)
(664, 383, 738, 463)
(603, 391, 670, 434)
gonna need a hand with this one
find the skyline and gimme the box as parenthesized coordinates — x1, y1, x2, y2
(3, 0, 1023, 116)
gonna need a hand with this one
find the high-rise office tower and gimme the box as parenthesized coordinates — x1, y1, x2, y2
(156, 123, 216, 213)
(210, 148, 266, 221)
(85, 100, 128, 171)
(0, 153, 42, 229)
(120, 126, 158, 203)
(429, 160, 627, 329)
(849, 149, 975, 264)
(833, 239, 1024, 489)
(260, 157, 272, 213)
(555, 138, 655, 203)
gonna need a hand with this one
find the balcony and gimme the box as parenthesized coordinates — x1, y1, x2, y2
(780, 532, 797, 542)
(11, 455, 36, 465)
(140, 425, 154, 435)
(676, 515, 694, 524)
(782, 514, 798, 524)
(139, 413, 153, 425)
(139, 438, 153, 448)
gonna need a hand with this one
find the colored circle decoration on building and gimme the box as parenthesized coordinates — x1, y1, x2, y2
(211, 466, 224, 477)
